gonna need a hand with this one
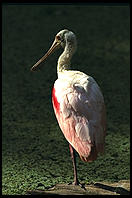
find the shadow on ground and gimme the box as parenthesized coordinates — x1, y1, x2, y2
(26, 180, 130, 195)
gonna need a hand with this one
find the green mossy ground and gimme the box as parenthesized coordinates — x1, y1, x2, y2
(2, 4, 130, 195)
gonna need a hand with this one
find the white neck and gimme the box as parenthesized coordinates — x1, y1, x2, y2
(57, 40, 76, 75)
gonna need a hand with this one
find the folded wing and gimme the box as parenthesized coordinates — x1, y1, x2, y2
(52, 75, 106, 162)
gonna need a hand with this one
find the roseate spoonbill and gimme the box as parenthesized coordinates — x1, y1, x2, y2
(31, 29, 106, 186)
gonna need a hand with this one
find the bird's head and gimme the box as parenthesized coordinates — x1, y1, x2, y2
(31, 29, 76, 71)
(55, 29, 77, 48)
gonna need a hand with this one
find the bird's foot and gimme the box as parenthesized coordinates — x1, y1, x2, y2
(68, 180, 86, 190)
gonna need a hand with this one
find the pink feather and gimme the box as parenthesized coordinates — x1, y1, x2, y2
(52, 73, 106, 162)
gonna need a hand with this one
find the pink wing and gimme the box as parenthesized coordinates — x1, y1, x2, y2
(52, 76, 106, 162)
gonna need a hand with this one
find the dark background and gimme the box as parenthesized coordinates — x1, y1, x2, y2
(2, 4, 130, 195)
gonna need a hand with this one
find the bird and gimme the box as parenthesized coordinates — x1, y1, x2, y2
(31, 29, 106, 186)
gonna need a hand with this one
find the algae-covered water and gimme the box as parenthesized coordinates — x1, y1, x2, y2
(2, 4, 130, 195)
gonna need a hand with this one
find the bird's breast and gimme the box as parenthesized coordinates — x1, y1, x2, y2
(52, 86, 60, 114)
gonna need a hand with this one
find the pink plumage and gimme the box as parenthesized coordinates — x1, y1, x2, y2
(52, 71, 106, 162)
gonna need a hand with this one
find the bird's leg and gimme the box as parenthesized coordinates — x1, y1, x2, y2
(69, 144, 79, 185)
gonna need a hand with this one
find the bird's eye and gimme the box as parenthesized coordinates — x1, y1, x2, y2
(56, 35, 61, 40)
